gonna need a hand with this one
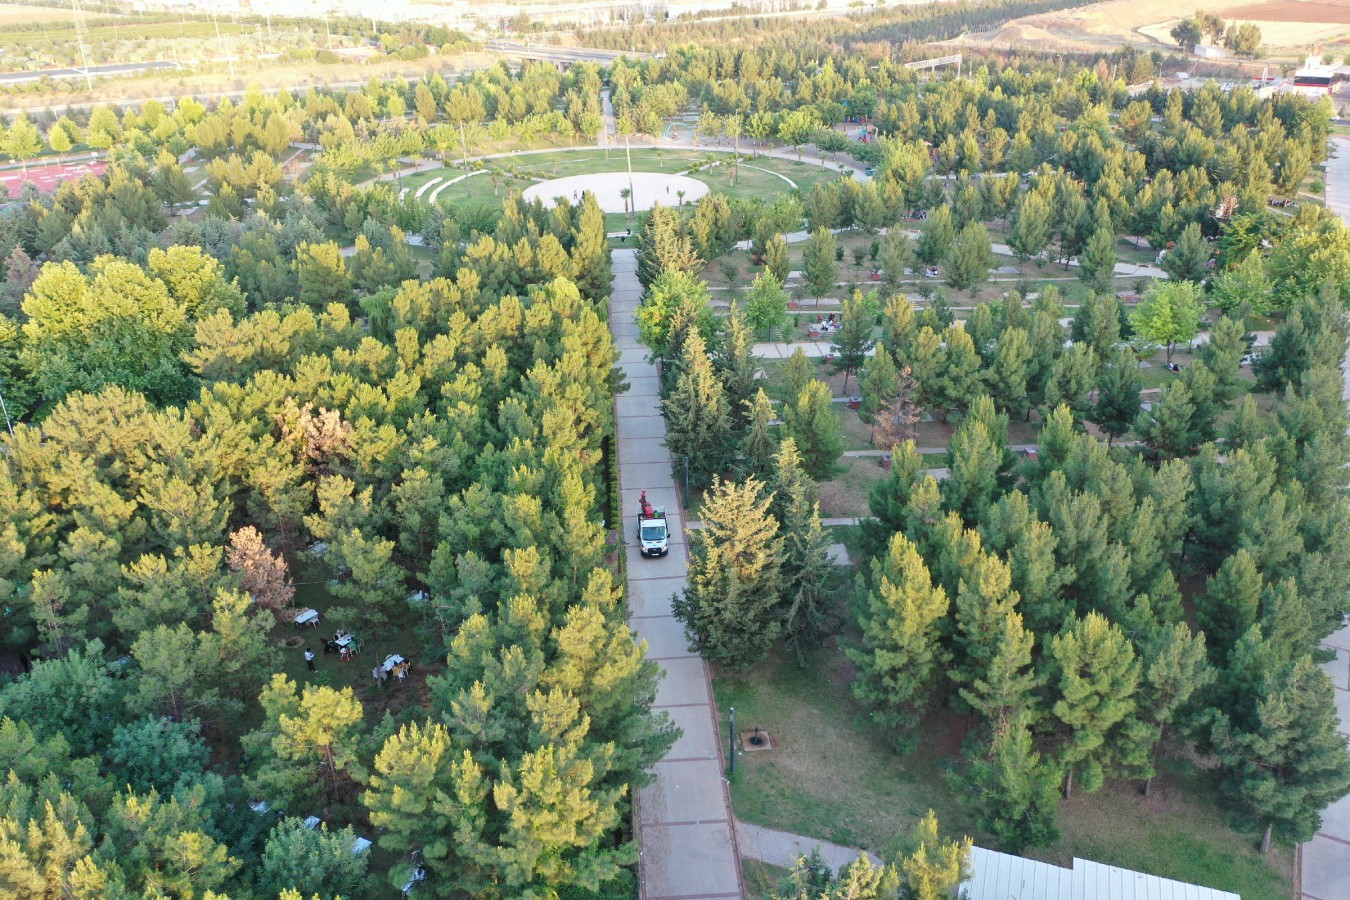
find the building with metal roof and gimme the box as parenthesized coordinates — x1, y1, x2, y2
(961, 846, 1242, 900)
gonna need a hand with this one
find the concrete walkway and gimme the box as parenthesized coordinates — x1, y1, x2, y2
(1301, 136, 1350, 900)
(609, 248, 745, 900)
(734, 820, 881, 874)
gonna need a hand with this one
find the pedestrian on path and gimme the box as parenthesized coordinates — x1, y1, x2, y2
(304, 648, 315, 672)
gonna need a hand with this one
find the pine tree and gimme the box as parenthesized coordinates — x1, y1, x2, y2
(1135, 622, 1213, 795)
(944, 222, 995, 294)
(881, 293, 918, 363)
(1078, 225, 1117, 293)
(951, 547, 1021, 698)
(848, 532, 949, 751)
(830, 290, 876, 391)
(859, 342, 900, 427)
(1050, 612, 1142, 798)
(1136, 379, 1196, 458)
(990, 327, 1033, 419)
(763, 233, 791, 283)
(1160, 222, 1211, 283)
(780, 347, 816, 404)
(663, 330, 732, 488)
(741, 388, 778, 480)
(879, 231, 912, 292)
(943, 418, 1002, 524)
(716, 304, 759, 429)
(802, 228, 838, 303)
(915, 205, 955, 267)
(898, 810, 972, 900)
(1090, 348, 1142, 445)
(958, 715, 1062, 852)
(772, 439, 835, 663)
(1197, 548, 1262, 663)
(959, 611, 1038, 732)
(244, 674, 367, 809)
(782, 380, 844, 479)
(570, 197, 613, 302)
(929, 324, 982, 418)
(1007, 190, 1053, 263)
(1044, 343, 1097, 421)
(293, 242, 352, 309)
(1212, 656, 1350, 852)
(674, 477, 785, 669)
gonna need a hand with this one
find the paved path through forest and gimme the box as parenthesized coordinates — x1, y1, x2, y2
(609, 248, 745, 899)
(1301, 134, 1350, 900)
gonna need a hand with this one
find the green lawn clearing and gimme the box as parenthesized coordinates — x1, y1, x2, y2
(712, 640, 1293, 900)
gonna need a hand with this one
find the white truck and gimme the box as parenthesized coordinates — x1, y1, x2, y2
(638, 499, 669, 558)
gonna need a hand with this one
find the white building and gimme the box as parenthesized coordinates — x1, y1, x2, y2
(961, 846, 1242, 900)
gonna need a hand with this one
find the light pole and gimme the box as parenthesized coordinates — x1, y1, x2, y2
(728, 706, 736, 774)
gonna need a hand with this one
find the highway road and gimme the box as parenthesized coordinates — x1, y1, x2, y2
(485, 41, 647, 65)
(0, 61, 182, 87)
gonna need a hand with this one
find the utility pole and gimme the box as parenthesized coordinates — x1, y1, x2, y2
(70, 0, 93, 92)
(212, 9, 234, 82)
(0, 378, 15, 441)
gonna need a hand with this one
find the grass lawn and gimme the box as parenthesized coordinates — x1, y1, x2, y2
(819, 456, 885, 519)
(712, 642, 1293, 900)
(830, 403, 874, 452)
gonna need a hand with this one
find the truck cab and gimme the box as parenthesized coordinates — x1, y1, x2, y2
(638, 506, 669, 557)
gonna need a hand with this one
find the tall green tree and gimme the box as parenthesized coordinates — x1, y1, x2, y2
(802, 228, 838, 303)
(1007, 190, 1053, 263)
(1049, 612, 1142, 798)
(782, 380, 844, 479)
(772, 439, 835, 663)
(743, 270, 790, 339)
(1131, 281, 1205, 363)
(849, 532, 949, 752)
(957, 715, 1062, 852)
(944, 222, 994, 294)
(1090, 348, 1142, 445)
(663, 330, 732, 488)
(1160, 222, 1211, 283)
(1212, 656, 1350, 852)
(959, 611, 1039, 733)
(762, 233, 791, 283)
(1078, 225, 1117, 293)
(674, 477, 785, 669)
(829, 290, 876, 391)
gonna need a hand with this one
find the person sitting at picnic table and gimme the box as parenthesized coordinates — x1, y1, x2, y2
(393, 661, 410, 680)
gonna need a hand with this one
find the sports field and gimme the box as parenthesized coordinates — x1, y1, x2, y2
(0, 159, 106, 198)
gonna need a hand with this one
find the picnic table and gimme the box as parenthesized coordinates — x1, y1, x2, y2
(336, 635, 353, 648)
(295, 609, 319, 627)
(383, 654, 405, 672)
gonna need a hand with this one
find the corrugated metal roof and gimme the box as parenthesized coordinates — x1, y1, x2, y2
(1073, 858, 1241, 900)
(960, 847, 1242, 900)
(963, 847, 1072, 900)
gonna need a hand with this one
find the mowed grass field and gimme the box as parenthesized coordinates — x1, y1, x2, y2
(405, 150, 847, 221)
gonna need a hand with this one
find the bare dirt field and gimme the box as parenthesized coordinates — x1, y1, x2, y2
(0, 5, 79, 24)
(960, 0, 1350, 52)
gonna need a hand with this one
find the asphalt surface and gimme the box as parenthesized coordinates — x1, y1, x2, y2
(0, 61, 181, 86)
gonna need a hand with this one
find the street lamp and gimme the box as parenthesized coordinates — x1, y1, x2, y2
(728, 706, 736, 774)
